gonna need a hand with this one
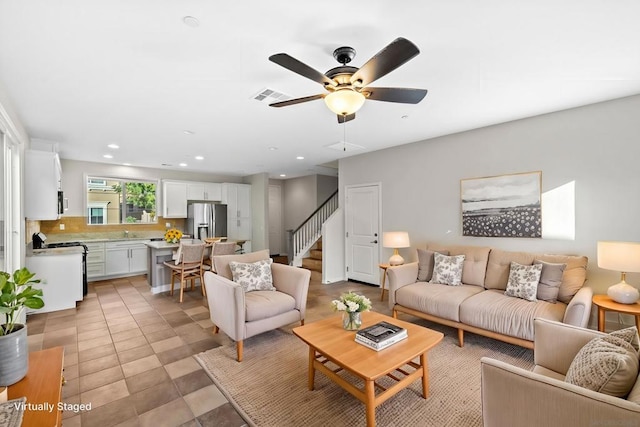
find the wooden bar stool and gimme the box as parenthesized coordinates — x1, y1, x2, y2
(163, 242, 206, 302)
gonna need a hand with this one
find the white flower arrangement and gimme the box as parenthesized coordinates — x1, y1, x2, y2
(331, 291, 372, 313)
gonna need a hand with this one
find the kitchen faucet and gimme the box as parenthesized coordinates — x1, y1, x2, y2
(124, 230, 129, 238)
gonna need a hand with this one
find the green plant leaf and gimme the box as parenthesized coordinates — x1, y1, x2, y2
(23, 298, 45, 309)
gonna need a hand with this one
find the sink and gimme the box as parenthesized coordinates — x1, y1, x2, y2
(150, 237, 165, 242)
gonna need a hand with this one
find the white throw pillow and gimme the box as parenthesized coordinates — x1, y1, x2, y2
(504, 262, 542, 302)
(430, 253, 465, 286)
(229, 259, 275, 292)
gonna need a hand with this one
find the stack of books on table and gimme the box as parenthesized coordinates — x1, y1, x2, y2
(355, 321, 408, 351)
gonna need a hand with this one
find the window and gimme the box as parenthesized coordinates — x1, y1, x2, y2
(86, 177, 158, 225)
(87, 202, 109, 225)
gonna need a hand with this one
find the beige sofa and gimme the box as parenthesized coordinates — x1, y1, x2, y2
(387, 244, 592, 348)
(481, 318, 640, 426)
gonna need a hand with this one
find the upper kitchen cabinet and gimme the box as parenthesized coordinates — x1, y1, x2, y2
(25, 150, 63, 220)
(162, 180, 187, 218)
(186, 182, 221, 201)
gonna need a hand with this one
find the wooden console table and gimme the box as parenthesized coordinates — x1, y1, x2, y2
(7, 346, 64, 427)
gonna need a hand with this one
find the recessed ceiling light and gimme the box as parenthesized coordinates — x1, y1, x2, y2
(296, 156, 304, 160)
(103, 154, 113, 159)
(195, 156, 204, 160)
(107, 144, 119, 149)
(401, 115, 409, 119)
(279, 174, 286, 177)
(179, 163, 188, 167)
(183, 130, 195, 135)
(268, 147, 278, 151)
(123, 163, 131, 166)
(182, 16, 199, 28)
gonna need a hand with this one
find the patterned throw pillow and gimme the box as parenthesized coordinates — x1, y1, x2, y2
(504, 262, 542, 301)
(430, 253, 465, 286)
(565, 327, 640, 397)
(534, 260, 566, 303)
(229, 259, 276, 292)
(417, 249, 449, 282)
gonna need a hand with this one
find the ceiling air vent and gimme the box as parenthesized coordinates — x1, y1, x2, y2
(252, 88, 291, 104)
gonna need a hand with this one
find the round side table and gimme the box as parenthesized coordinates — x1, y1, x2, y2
(378, 263, 391, 301)
(592, 294, 640, 332)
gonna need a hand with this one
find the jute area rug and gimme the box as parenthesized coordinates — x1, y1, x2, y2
(195, 321, 533, 427)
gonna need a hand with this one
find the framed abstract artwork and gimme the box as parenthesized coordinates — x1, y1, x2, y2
(461, 171, 542, 238)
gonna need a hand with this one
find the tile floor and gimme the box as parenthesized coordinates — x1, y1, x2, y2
(26, 269, 390, 427)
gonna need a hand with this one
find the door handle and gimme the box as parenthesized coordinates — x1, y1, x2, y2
(371, 240, 378, 244)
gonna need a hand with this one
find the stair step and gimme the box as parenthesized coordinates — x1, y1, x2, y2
(302, 257, 322, 272)
(316, 239, 322, 250)
(309, 249, 322, 260)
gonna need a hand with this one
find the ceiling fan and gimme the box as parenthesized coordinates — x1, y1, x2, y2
(269, 37, 428, 123)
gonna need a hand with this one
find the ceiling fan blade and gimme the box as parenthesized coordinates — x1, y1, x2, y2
(350, 38, 420, 87)
(363, 87, 428, 104)
(269, 53, 336, 87)
(337, 113, 356, 124)
(269, 94, 324, 108)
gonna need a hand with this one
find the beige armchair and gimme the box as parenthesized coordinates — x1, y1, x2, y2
(481, 318, 640, 427)
(204, 249, 311, 362)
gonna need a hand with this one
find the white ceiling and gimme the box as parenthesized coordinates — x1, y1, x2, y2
(1, 1, 639, 179)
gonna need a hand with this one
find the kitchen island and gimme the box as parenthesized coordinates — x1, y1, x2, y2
(146, 240, 180, 294)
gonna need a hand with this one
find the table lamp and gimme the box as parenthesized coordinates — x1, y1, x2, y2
(383, 232, 410, 266)
(597, 241, 640, 304)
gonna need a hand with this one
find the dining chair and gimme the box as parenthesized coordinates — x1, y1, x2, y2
(163, 242, 206, 303)
(205, 241, 237, 273)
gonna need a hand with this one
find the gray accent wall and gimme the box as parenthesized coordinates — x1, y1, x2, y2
(339, 94, 640, 298)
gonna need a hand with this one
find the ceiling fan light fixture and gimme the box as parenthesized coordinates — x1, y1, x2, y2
(324, 89, 365, 116)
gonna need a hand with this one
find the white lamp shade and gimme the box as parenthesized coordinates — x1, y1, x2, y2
(597, 241, 640, 273)
(383, 232, 410, 249)
(324, 89, 366, 116)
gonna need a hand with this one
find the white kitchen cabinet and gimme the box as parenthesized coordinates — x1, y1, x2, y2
(187, 182, 221, 201)
(26, 252, 83, 313)
(105, 241, 149, 276)
(163, 181, 188, 218)
(25, 150, 62, 220)
(85, 242, 106, 279)
(222, 183, 252, 246)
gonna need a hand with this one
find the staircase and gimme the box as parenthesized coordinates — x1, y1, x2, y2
(301, 239, 323, 274)
(288, 191, 338, 270)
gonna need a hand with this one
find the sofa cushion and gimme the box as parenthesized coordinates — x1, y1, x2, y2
(213, 249, 271, 280)
(485, 249, 535, 291)
(431, 253, 465, 286)
(230, 259, 276, 292)
(627, 374, 640, 404)
(417, 249, 449, 282)
(459, 289, 566, 341)
(535, 254, 588, 304)
(396, 282, 484, 322)
(504, 262, 542, 302)
(565, 327, 640, 398)
(535, 260, 566, 303)
(244, 290, 296, 322)
(427, 244, 491, 287)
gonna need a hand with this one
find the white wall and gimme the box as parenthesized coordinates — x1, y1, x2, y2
(246, 172, 268, 251)
(340, 94, 640, 298)
(283, 175, 317, 232)
(60, 159, 243, 216)
(317, 175, 338, 205)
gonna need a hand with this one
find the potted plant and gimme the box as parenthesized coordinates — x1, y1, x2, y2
(0, 267, 44, 386)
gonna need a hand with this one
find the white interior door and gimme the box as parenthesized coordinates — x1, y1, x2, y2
(268, 185, 283, 255)
(346, 184, 380, 285)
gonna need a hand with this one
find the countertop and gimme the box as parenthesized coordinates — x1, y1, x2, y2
(146, 239, 204, 250)
(27, 246, 84, 257)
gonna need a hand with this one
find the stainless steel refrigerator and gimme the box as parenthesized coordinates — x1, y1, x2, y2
(187, 203, 227, 240)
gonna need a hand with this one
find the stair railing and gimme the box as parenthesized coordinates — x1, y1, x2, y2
(287, 190, 338, 266)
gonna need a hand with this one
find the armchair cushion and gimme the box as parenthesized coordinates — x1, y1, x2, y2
(245, 290, 296, 322)
(565, 327, 640, 397)
(230, 259, 276, 292)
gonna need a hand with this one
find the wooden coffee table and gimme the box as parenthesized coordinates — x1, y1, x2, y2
(293, 311, 443, 427)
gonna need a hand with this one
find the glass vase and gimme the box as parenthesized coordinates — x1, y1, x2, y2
(342, 311, 362, 331)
